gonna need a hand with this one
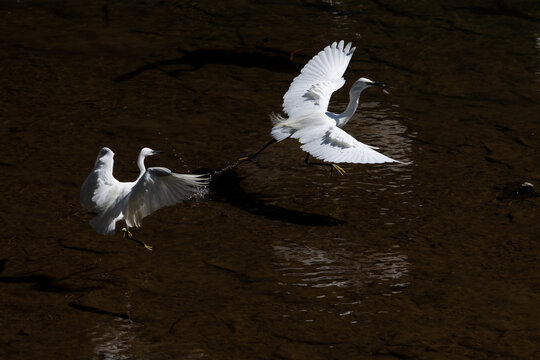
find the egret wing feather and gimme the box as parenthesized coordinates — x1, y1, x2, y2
(293, 125, 399, 164)
(80, 148, 120, 213)
(87, 180, 134, 235)
(89, 199, 126, 235)
(283, 40, 355, 118)
(124, 167, 208, 228)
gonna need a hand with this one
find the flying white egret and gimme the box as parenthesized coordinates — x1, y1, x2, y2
(240, 40, 400, 175)
(81, 147, 208, 250)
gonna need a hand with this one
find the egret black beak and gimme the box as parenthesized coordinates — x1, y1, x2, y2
(152, 150, 164, 155)
(371, 82, 391, 94)
(371, 82, 390, 89)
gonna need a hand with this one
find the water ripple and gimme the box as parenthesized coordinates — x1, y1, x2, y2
(89, 317, 209, 360)
(273, 237, 409, 322)
(91, 318, 137, 360)
(274, 240, 408, 289)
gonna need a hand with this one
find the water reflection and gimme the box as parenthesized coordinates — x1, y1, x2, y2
(273, 237, 409, 319)
(89, 317, 209, 360)
(355, 101, 413, 164)
(91, 318, 137, 360)
(274, 239, 408, 288)
(351, 102, 416, 220)
(536, 34, 540, 80)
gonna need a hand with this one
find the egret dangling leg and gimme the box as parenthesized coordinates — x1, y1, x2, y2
(122, 227, 153, 251)
(305, 154, 346, 176)
(238, 138, 277, 161)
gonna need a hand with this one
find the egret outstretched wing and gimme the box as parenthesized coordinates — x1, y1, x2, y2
(124, 167, 208, 228)
(283, 40, 355, 118)
(80, 148, 120, 213)
(292, 125, 399, 164)
(244, 41, 401, 169)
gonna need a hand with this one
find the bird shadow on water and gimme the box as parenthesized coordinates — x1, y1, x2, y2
(114, 46, 305, 82)
(0, 272, 104, 293)
(197, 167, 345, 226)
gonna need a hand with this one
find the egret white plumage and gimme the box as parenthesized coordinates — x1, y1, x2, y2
(240, 40, 400, 175)
(81, 147, 208, 250)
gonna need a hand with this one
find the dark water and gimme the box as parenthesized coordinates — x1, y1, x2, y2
(1, 1, 539, 359)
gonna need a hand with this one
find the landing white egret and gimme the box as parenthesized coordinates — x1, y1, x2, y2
(240, 40, 401, 175)
(81, 147, 208, 250)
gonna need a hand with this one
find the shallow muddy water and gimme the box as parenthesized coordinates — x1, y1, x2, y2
(1, 1, 539, 359)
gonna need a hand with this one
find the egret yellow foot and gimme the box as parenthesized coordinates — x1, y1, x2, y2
(121, 227, 133, 240)
(122, 228, 153, 251)
(333, 164, 346, 176)
(238, 156, 251, 161)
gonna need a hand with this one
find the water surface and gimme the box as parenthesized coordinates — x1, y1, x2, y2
(1, 0, 539, 359)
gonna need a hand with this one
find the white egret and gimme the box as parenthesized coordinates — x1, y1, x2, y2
(240, 40, 400, 175)
(81, 147, 208, 250)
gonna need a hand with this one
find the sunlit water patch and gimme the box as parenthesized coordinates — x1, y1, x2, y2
(273, 237, 409, 320)
(90, 318, 137, 360)
(536, 34, 540, 81)
(346, 101, 418, 223)
(89, 317, 209, 360)
(256, 100, 416, 210)
(354, 101, 413, 163)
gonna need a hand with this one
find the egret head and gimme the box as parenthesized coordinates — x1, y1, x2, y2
(140, 147, 164, 157)
(352, 78, 391, 94)
(99, 147, 114, 157)
(96, 147, 114, 165)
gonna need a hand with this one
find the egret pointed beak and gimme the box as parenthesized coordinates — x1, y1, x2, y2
(152, 150, 164, 155)
(371, 81, 390, 89)
(371, 82, 391, 94)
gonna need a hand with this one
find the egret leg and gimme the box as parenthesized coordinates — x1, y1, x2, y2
(122, 227, 153, 251)
(238, 138, 276, 161)
(305, 154, 346, 176)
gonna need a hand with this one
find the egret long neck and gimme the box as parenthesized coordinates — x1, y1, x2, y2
(336, 88, 363, 128)
(137, 154, 146, 178)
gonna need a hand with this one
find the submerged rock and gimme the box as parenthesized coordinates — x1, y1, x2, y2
(496, 182, 538, 200)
